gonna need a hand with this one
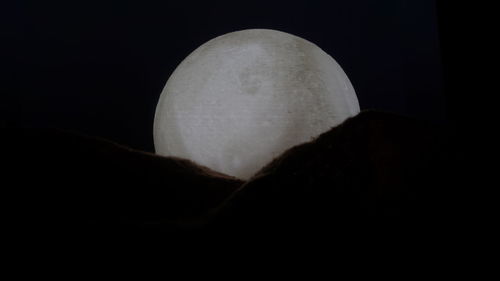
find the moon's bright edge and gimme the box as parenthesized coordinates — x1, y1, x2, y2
(154, 29, 360, 180)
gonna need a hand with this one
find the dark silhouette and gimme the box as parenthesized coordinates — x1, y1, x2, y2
(2, 111, 461, 242)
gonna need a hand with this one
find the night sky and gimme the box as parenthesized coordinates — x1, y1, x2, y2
(2, 0, 445, 152)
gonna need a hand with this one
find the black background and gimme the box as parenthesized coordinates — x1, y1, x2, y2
(3, 0, 447, 152)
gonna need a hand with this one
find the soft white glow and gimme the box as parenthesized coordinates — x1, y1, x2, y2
(154, 29, 359, 180)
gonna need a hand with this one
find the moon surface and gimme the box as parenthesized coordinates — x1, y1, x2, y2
(154, 29, 360, 180)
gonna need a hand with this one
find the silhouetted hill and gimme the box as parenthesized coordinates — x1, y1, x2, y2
(1, 111, 463, 253)
(211, 111, 460, 235)
(2, 129, 243, 229)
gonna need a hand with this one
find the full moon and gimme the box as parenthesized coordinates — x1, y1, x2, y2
(154, 29, 360, 180)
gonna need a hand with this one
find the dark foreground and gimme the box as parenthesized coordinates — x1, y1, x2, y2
(2, 111, 468, 258)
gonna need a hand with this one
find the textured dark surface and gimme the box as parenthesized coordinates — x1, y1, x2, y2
(2, 128, 243, 233)
(2, 111, 462, 243)
(215, 111, 454, 223)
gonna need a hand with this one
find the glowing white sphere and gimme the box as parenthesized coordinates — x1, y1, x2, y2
(154, 29, 359, 180)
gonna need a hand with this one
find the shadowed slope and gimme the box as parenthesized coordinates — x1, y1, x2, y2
(211, 110, 458, 233)
(2, 111, 460, 239)
(2, 129, 243, 230)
